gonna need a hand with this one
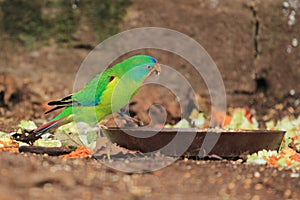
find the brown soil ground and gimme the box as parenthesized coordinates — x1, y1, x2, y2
(0, 0, 300, 199)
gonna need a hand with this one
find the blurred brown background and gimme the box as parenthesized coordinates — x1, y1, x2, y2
(0, 0, 299, 129)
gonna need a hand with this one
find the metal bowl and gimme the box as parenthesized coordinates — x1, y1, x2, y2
(102, 128, 285, 158)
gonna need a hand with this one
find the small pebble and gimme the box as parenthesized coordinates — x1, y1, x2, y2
(289, 89, 296, 96)
(282, 1, 289, 8)
(288, 11, 296, 26)
(228, 182, 235, 190)
(288, 107, 294, 113)
(292, 38, 298, 47)
(43, 183, 53, 192)
(259, 167, 265, 172)
(216, 171, 222, 177)
(111, 175, 119, 182)
(1, 168, 8, 176)
(184, 172, 191, 178)
(123, 175, 131, 182)
(251, 195, 261, 200)
(236, 159, 243, 164)
(244, 178, 252, 189)
(64, 165, 72, 172)
(275, 104, 284, 110)
(284, 189, 292, 198)
(294, 99, 300, 107)
(254, 183, 263, 190)
(254, 171, 260, 178)
(290, 172, 299, 178)
(287, 45, 292, 53)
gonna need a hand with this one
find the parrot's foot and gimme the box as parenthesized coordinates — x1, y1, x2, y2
(97, 124, 108, 137)
(118, 112, 144, 126)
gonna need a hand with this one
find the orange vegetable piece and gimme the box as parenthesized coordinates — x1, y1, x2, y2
(292, 135, 299, 141)
(290, 153, 300, 162)
(0, 147, 19, 153)
(59, 146, 91, 158)
(223, 115, 232, 126)
(0, 142, 19, 153)
(213, 111, 230, 127)
(285, 158, 293, 167)
(280, 146, 296, 156)
(0, 141, 7, 147)
(0, 139, 18, 152)
(266, 155, 278, 167)
(243, 108, 252, 123)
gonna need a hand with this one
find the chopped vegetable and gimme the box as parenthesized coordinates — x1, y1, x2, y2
(59, 146, 91, 158)
(1, 109, 300, 168)
(165, 108, 206, 128)
(0, 131, 19, 152)
(190, 112, 206, 128)
(172, 119, 190, 128)
(0, 131, 15, 147)
(224, 108, 258, 130)
(17, 120, 37, 132)
(266, 116, 300, 151)
(54, 122, 84, 147)
(247, 149, 278, 165)
(33, 138, 62, 148)
(54, 122, 98, 149)
(247, 147, 300, 169)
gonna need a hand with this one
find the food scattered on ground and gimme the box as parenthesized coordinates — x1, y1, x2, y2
(166, 108, 300, 169)
(0, 107, 299, 167)
(247, 147, 300, 169)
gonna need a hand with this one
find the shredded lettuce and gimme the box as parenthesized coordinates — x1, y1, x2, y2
(247, 149, 278, 165)
(33, 138, 62, 147)
(224, 109, 258, 130)
(54, 122, 98, 149)
(266, 116, 300, 151)
(0, 131, 14, 147)
(17, 120, 37, 131)
(172, 119, 190, 128)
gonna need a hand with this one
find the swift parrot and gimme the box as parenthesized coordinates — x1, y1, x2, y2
(35, 55, 161, 134)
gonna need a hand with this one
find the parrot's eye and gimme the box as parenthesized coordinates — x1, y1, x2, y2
(146, 65, 152, 70)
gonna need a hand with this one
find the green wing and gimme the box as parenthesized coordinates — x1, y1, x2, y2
(72, 72, 113, 106)
(47, 70, 116, 113)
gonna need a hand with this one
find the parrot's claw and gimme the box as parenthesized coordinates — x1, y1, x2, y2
(97, 124, 108, 137)
(118, 112, 143, 126)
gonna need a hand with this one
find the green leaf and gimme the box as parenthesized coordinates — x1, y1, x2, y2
(0, 131, 14, 147)
(54, 122, 84, 147)
(190, 112, 205, 128)
(33, 138, 62, 147)
(17, 120, 37, 131)
(247, 149, 278, 165)
(173, 119, 191, 128)
(54, 121, 99, 149)
(224, 110, 258, 130)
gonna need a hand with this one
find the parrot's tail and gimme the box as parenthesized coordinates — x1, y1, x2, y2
(35, 117, 66, 135)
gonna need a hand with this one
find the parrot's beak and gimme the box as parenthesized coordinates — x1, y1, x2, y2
(154, 63, 161, 76)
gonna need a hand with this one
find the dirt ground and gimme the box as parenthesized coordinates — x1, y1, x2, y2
(0, 0, 300, 199)
(0, 151, 300, 200)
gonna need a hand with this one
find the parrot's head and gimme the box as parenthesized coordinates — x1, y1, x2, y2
(120, 55, 161, 82)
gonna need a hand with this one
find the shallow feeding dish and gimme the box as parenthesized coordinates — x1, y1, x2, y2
(102, 128, 285, 158)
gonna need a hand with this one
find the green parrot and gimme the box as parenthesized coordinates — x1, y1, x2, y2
(35, 55, 161, 134)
